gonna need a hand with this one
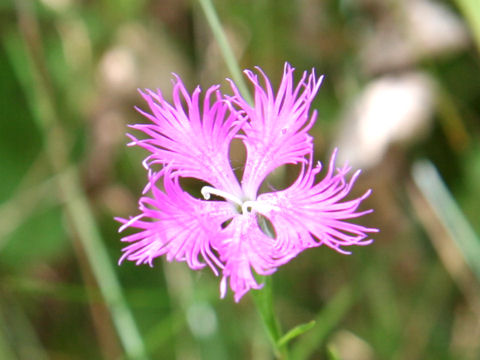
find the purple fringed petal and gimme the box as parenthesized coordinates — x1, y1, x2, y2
(228, 63, 324, 198)
(117, 170, 236, 275)
(129, 76, 243, 197)
(217, 214, 290, 302)
(257, 150, 378, 255)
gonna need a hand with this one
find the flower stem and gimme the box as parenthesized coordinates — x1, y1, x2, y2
(197, 0, 253, 104)
(251, 276, 289, 359)
(198, 0, 285, 356)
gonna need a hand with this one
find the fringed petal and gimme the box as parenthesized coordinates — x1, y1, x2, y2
(118, 169, 236, 275)
(217, 214, 296, 302)
(228, 63, 324, 198)
(257, 150, 378, 255)
(130, 76, 243, 196)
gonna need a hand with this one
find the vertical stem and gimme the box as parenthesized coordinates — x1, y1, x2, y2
(251, 277, 289, 359)
(198, 0, 253, 104)
(196, 1, 348, 354)
(12, 1, 149, 359)
(199, 1, 285, 357)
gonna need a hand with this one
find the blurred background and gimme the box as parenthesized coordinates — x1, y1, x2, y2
(1, 0, 480, 359)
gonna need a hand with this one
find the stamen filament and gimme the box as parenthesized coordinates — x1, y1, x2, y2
(242, 200, 272, 215)
(201, 186, 243, 206)
(201, 187, 273, 216)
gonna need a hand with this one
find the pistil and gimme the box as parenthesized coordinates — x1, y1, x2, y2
(201, 186, 244, 207)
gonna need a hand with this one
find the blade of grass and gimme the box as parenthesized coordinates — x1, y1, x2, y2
(412, 160, 480, 281)
(291, 286, 355, 360)
(197, 0, 253, 104)
(6, 1, 149, 358)
(276, 320, 316, 348)
(0, 297, 49, 360)
(0, 169, 58, 252)
(408, 165, 480, 325)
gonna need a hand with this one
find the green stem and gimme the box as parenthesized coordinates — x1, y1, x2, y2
(199, 1, 285, 357)
(251, 276, 289, 359)
(198, 0, 253, 104)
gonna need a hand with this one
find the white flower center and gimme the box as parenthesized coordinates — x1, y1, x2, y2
(201, 186, 270, 215)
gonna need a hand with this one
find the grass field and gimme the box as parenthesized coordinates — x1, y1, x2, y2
(1, 0, 480, 359)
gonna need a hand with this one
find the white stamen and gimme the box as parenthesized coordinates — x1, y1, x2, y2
(201, 186, 243, 207)
(241, 201, 255, 214)
(241, 200, 272, 215)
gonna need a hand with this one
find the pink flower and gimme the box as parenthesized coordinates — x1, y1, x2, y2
(117, 63, 378, 302)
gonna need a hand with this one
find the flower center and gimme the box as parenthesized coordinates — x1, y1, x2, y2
(201, 186, 276, 238)
(201, 186, 266, 215)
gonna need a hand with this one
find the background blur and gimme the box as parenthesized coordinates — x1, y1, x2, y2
(1, 0, 480, 359)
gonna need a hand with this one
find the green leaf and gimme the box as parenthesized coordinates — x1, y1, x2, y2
(291, 286, 355, 360)
(276, 320, 316, 348)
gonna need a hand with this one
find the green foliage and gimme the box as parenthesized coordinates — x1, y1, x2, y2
(1, 0, 480, 359)
(276, 320, 316, 348)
